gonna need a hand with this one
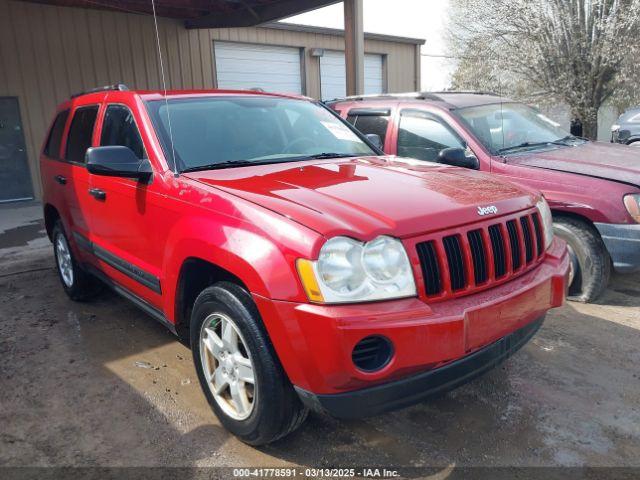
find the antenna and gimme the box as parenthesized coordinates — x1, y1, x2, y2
(151, 0, 178, 176)
(498, 73, 505, 154)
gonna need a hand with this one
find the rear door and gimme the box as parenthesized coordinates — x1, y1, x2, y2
(60, 101, 100, 255)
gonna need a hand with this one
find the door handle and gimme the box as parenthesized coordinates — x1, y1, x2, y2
(54, 175, 67, 185)
(88, 188, 106, 201)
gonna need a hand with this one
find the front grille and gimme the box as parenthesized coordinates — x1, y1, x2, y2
(416, 209, 544, 299)
(532, 213, 544, 256)
(506, 220, 522, 270)
(443, 235, 466, 291)
(488, 224, 507, 278)
(467, 229, 488, 285)
(417, 241, 441, 295)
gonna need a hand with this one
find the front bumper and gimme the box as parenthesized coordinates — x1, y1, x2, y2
(595, 223, 640, 273)
(252, 238, 568, 400)
(295, 316, 544, 418)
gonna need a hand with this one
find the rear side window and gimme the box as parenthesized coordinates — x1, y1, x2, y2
(100, 105, 146, 159)
(346, 111, 389, 148)
(398, 111, 465, 161)
(44, 110, 69, 158)
(65, 106, 98, 163)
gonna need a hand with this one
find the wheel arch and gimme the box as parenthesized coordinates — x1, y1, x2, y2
(173, 257, 251, 342)
(43, 203, 61, 241)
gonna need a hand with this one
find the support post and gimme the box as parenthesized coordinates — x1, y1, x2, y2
(344, 0, 364, 96)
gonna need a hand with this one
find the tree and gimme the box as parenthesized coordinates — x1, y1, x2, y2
(449, 0, 640, 139)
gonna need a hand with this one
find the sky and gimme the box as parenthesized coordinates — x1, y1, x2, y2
(284, 0, 455, 91)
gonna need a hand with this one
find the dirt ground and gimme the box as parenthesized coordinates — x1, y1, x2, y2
(1, 204, 639, 474)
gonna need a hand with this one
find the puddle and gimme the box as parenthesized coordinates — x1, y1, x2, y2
(0, 220, 46, 248)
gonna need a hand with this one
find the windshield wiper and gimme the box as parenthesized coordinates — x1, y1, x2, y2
(181, 153, 359, 173)
(303, 153, 359, 160)
(497, 141, 564, 154)
(552, 135, 588, 145)
(181, 160, 255, 173)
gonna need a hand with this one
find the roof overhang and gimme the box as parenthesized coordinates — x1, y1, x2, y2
(18, 0, 342, 28)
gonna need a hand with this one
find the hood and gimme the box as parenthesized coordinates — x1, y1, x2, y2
(505, 141, 640, 187)
(184, 156, 536, 239)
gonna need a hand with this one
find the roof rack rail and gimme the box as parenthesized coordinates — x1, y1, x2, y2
(326, 90, 502, 104)
(71, 83, 129, 99)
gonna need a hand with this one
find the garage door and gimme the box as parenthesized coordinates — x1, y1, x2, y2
(214, 41, 302, 94)
(320, 51, 384, 101)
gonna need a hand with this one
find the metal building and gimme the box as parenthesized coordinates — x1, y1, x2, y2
(0, 0, 423, 203)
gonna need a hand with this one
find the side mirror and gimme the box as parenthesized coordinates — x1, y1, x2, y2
(438, 147, 480, 170)
(86, 146, 152, 181)
(365, 133, 383, 150)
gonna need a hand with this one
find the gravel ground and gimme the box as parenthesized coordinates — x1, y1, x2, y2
(1, 205, 639, 477)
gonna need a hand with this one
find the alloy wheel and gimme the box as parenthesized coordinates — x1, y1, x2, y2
(55, 233, 74, 288)
(199, 313, 256, 420)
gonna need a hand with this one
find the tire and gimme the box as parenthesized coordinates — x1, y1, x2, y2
(52, 220, 101, 301)
(553, 217, 611, 303)
(190, 282, 308, 445)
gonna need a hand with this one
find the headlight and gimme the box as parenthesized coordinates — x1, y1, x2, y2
(536, 197, 554, 250)
(297, 236, 416, 304)
(624, 194, 640, 223)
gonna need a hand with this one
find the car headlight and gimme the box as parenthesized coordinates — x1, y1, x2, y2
(624, 194, 640, 223)
(536, 197, 554, 250)
(297, 236, 416, 304)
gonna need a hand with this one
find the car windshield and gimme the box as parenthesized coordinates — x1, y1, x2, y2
(454, 102, 585, 155)
(146, 96, 375, 171)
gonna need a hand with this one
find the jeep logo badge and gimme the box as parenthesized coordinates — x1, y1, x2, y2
(477, 205, 498, 216)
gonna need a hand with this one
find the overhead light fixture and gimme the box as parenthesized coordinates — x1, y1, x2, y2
(310, 48, 325, 57)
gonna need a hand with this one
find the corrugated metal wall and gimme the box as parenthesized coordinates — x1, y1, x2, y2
(0, 0, 420, 199)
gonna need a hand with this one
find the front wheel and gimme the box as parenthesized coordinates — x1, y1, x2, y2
(191, 282, 308, 445)
(553, 217, 611, 303)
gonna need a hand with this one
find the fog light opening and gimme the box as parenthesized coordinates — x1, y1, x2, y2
(352, 336, 393, 372)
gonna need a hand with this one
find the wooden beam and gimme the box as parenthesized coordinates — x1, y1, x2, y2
(185, 0, 341, 29)
(344, 0, 364, 96)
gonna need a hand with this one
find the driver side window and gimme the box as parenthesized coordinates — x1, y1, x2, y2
(100, 105, 146, 159)
(397, 111, 465, 162)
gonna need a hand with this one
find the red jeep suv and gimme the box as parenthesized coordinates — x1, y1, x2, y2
(330, 92, 640, 303)
(41, 85, 569, 445)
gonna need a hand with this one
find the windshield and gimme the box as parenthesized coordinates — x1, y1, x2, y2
(454, 102, 583, 154)
(146, 96, 375, 171)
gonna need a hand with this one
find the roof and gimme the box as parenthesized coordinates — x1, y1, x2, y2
(19, 0, 341, 28)
(267, 22, 426, 45)
(329, 91, 512, 109)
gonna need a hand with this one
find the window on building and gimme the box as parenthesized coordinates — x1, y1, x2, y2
(346, 110, 390, 148)
(65, 106, 99, 163)
(100, 105, 146, 159)
(397, 111, 465, 161)
(44, 110, 69, 159)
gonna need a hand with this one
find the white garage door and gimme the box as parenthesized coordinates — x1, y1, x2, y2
(320, 51, 384, 101)
(214, 41, 302, 94)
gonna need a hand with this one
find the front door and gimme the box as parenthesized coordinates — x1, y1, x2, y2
(0, 97, 33, 202)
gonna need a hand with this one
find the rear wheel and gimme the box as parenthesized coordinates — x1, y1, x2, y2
(52, 220, 100, 301)
(553, 217, 610, 303)
(191, 282, 308, 445)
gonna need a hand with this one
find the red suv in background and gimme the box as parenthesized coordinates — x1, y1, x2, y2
(331, 92, 640, 302)
(41, 85, 568, 445)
